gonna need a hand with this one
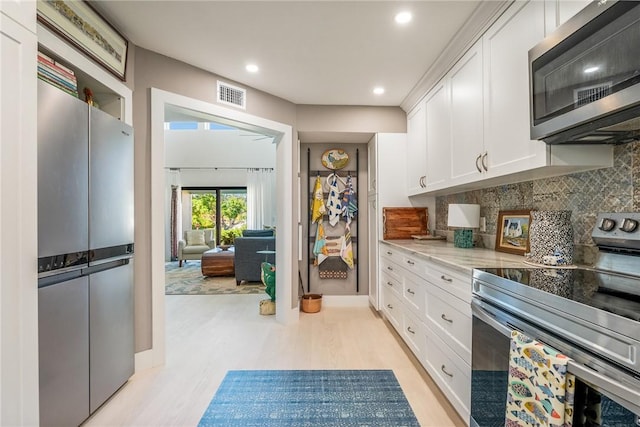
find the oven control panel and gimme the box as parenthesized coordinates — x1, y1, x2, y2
(592, 212, 640, 250)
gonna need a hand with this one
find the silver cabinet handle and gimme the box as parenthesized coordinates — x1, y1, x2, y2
(440, 275, 453, 282)
(407, 326, 415, 334)
(475, 154, 482, 173)
(482, 152, 488, 171)
(386, 281, 394, 287)
(406, 260, 415, 266)
(441, 365, 454, 377)
(407, 289, 415, 295)
(441, 314, 453, 323)
(387, 304, 393, 309)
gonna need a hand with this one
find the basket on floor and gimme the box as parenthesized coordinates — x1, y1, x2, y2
(301, 294, 322, 313)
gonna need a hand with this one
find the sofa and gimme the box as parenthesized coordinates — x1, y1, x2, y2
(178, 229, 215, 266)
(233, 229, 275, 285)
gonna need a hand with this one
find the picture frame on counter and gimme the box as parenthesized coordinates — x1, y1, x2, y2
(495, 209, 532, 255)
(37, 0, 128, 80)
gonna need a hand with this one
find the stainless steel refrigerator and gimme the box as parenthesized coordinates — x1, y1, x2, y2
(37, 81, 134, 427)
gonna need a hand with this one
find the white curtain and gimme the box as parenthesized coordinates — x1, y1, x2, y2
(246, 168, 276, 230)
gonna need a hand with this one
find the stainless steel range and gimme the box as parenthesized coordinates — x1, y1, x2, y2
(470, 212, 640, 427)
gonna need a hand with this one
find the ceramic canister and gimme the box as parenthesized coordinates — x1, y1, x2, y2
(526, 210, 574, 265)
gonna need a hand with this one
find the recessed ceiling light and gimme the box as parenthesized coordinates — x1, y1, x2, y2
(246, 64, 259, 73)
(584, 66, 599, 73)
(373, 87, 385, 95)
(395, 11, 412, 25)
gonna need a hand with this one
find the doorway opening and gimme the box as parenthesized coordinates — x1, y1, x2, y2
(149, 88, 297, 369)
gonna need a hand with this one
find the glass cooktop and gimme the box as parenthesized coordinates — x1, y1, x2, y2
(476, 267, 640, 322)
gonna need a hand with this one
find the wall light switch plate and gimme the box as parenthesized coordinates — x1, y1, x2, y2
(480, 217, 486, 232)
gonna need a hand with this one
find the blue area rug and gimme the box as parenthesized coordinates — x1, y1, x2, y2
(198, 370, 420, 427)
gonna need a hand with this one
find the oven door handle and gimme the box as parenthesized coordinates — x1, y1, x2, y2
(567, 361, 640, 415)
(471, 300, 513, 338)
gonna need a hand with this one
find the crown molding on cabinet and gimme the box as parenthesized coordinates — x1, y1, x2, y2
(400, 0, 511, 113)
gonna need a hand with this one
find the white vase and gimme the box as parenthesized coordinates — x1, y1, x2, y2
(526, 210, 574, 265)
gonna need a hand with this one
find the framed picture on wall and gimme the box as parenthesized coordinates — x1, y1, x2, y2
(495, 210, 532, 255)
(37, 0, 128, 80)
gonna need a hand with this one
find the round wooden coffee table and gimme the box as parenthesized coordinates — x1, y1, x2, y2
(201, 248, 235, 277)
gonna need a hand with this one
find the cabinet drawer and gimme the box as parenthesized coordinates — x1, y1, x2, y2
(402, 309, 426, 361)
(426, 284, 472, 364)
(379, 270, 402, 299)
(403, 272, 426, 316)
(424, 325, 471, 422)
(380, 257, 402, 283)
(380, 244, 403, 264)
(401, 253, 426, 276)
(381, 286, 402, 331)
(425, 262, 472, 302)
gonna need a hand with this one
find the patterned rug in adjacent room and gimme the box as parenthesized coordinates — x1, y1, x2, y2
(165, 262, 266, 295)
(198, 370, 420, 427)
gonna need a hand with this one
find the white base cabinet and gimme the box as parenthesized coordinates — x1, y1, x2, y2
(379, 243, 471, 424)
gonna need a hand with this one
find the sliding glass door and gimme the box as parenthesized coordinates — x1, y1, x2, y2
(184, 187, 247, 246)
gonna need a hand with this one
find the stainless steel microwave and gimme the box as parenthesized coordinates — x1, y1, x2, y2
(529, 0, 640, 144)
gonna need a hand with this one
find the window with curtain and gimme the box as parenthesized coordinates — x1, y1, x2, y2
(246, 168, 276, 230)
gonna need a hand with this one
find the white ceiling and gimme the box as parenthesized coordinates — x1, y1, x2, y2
(91, 1, 490, 107)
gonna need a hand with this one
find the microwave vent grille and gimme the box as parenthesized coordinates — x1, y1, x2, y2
(574, 82, 612, 107)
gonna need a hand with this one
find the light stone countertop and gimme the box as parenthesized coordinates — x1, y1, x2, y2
(381, 239, 528, 275)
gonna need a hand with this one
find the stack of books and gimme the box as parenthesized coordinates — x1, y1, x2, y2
(37, 52, 78, 98)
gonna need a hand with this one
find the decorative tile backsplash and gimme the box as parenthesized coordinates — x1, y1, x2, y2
(435, 141, 639, 264)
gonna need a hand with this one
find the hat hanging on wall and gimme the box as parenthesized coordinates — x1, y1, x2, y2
(321, 148, 349, 170)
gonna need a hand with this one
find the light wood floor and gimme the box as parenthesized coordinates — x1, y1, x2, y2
(84, 294, 465, 427)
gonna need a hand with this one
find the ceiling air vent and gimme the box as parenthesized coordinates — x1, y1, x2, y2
(217, 81, 246, 109)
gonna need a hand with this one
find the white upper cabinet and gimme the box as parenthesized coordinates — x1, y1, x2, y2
(557, 0, 591, 26)
(448, 40, 484, 188)
(406, 0, 612, 196)
(482, 0, 548, 178)
(424, 80, 451, 191)
(406, 101, 427, 195)
(545, 0, 592, 34)
(1, 0, 37, 33)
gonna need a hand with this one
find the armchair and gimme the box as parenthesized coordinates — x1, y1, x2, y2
(233, 230, 275, 285)
(178, 229, 215, 266)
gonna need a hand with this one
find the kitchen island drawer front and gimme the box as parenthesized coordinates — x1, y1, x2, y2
(380, 269, 402, 299)
(403, 271, 426, 316)
(424, 324, 471, 423)
(381, 286, 402, 330)
(402, 309, 426, 360)
(425, 262, 472, 303)
(426, 284, 472, 364)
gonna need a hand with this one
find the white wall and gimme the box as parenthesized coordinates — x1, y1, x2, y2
(164, 129, 276, 169)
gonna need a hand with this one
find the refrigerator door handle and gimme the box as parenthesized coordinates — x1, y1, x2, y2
(85, 257, 131, 275)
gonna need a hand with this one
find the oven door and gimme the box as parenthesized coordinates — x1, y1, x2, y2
(470, 298, 640, 427)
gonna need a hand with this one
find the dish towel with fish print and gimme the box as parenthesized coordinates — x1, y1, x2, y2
(505, 331, 576, 427)
(326, 173, 342, 227)
(311, 175, 326, 224)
